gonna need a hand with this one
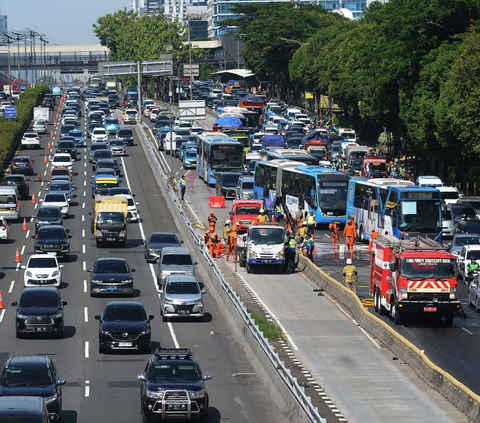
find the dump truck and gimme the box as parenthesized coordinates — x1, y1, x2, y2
(90, 196, 128, 247)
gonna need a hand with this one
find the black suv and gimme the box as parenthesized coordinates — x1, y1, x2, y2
(11, 156, 34, 175)
(0, 355, 66, 420)
(215, 172, 243, 199)
(2, 174, 29, 199)
(95, 301, 153, 353)
(88, 258, 135, 297)
(12, 287, 67, 338)
(34, 206, 63, 234)
(117, 128, 134, 146)
(144, 232, 182, 263)
(56, 140, 77, 160)
(34, 225, 71, 260)
(137, 349, 211, 422)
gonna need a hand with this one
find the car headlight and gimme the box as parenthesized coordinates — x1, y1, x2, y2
(17, 313, 28, 320)
(26, 271, 33, 277)
(52, 312, 62, 319)
(95, 230, 103, 237)
(91, 279, 102, 284)
(249, 249, 255, 254)
(61, 243, 69, 249)
(52, 271, 60, 278)
(279, 250, 284, 256)
(44, 394, 58, 404)
(146, 389, 164, 399)
(164, 298, 173, 304)
(121, 279, 133, 284)
(195, 300, 203, 306)
(119, 231, 126, 237)
(400, 286, 408, 299)
(140, 328, 151, 335)
(160, 271, 166, 277)
(100, 329, 111, 335)
(450, 287, 457, 299)
(189, 390, 206, 399)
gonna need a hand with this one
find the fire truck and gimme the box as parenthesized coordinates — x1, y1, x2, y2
(370, 235, 460, 325)
(361, 156, 388, 178)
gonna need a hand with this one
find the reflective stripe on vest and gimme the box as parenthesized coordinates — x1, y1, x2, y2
(307, 215, 316, 225)
(344, 265, 356, 282)
(288, 239, 297, 249)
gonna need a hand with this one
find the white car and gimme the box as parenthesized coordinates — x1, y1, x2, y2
(41, 193, 69, 216)
(21, 132, 41, 149)
(32, 120, 47, 134)
(458, 244, 480, 285)
(91, 127, 109, 143)
(51, 153, 74, 172)
(125, 194, 139, 222)
(0, 217, 10, 241)
(22, 254, 63, 287)
(62, 114, 77, 124)
(173, 120, 193, 130)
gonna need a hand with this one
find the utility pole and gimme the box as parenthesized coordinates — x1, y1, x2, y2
(3, 33, 14, 98)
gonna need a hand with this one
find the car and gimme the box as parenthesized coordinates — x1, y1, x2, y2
(136, 348, 211, 422)
(448, 203, 477, 223)
(125, 195, 139, 222)
(22, 254, 63, 287)
(104, 117, 120, 134)
(183, 148, 197, 169)
(88, 257, 135, 297)
(34, 225, 71, 260)
(32, 120, 47, 134)
(144, 232, 182, 263)
(59, 124, 76, 137)
(48, 180, 76, 202)
(179, 141, 196, 161)
(160, 275, 206, 321)
(117, 127, 134, 145)
(94, 168, 117, 178)
(0, 217, 10, 241)
(235, 175, 254, 200)
(108, 138, 127, 156)
(68, 129, 85, 147)
(2, 174, 29, 199)
(34, 206, 63, 233)
(415, 175, 443, 188)
(50, 154, 73, 172)
(87, 122, 103, 138)
(42, 97, 55, 109)
(455, 219, 480, 236)
(0, 396, 50, 422)
(0, 356, 66, 421)
(91, 149, 113, 170)
(12, 287, 67, 339)
(11, 156, 34, 175)
(91, 176, 120, 197)
(458, 244, 480, 284)
(442, 207, 455, 238)
(91, 127, 109, 143)
(21, 132, 41, 149)
(448, 234, 480, 258)
(124, 108, 138, 124)
(438, 186, 460, 204)
(89, 113, 104, 125)
(156, 247, 196, 289)
(95, 301, 153, 353)
(56, 140, 77, 160)
(41, 193, 69, 217)
(88, 142, 108, 162)
(48, 167, 72, 183)
(215, 172, 243, 199)
(458, 196, 480, 219)
(468, 274, 480, 311)
(152, 120, 169, 135)
(94, 158, 121, 177)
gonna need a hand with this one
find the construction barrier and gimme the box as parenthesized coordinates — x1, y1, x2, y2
(209, 196, 226, 209)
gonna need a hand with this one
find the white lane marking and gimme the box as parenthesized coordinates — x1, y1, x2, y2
(357, 325, 382, 349)
(84, 162, 86, 167)
(16, 263, 20, 272)
(37, 190, 41, 198)
(462, 327, 473, 336)
(167, 322, 180, 348)
(83, 191, 86, 197)
(41, 181, 44, 187)
(84, 171, 86, 176)
(82, 202, 85, 209)
(29, 217, 33, 222)
(20, 245, 25, 255)
(85, 385, 90, 397)
(82, 245, 85, 254)
(175, 171, 179, 176)
(82, 215, 85, 222)
(8, 281, 15, 293)
(0, 309, 5, 323)
(25, 230, 29, 238)
(84, 307, 88, 322)
(234, 270, 299, 351)
(83, 261, 86, 271)
(85, 341, 89, 358)
(43, 170, 47, 175)
(34, 203, 38, 209)
(84, 180, 86, 186)
(324, 234, 330, 239)
(82, 229, 85, 238)
(83, 280, 87, 293)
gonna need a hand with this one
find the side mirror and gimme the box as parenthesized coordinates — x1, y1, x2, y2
(148, 315, 155, 321)
(136, 374, 146, 381)
(180, 240, 184, 244)
(131, 268, 136, 272)
(68, 235, 72, 239)
(136, 202, 139, 206)
(72, 187, 77, 191)
(59, 265, 64, 269)
(11, 302, 18, 307)
(57, 378, 66, 386)
(194, 262, 198, 266)
(61, 301, 68, 306)
(390, 262, 397, 272)
(94, 315, 101, 321)
(21, 265, 26, 270)
(87, 268, 93, 273)
(203, 373, 212, 381)
(201, 289, 207, 294)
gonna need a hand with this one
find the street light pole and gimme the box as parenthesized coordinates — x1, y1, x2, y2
(3, 33, 14, 98)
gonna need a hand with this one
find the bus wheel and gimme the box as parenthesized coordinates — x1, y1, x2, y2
(359, 226, 365, 243)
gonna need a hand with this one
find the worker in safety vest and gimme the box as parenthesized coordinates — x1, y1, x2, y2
(208, 232, 219, 258)
(367, 230, 379, 252)
(274, 204, 283, 223)
(304, 234, 315, 261)
(223, 220, 232, 243)
(343, 219, 356, 254)
(329, 222, 340, 248)
(297, 221, 308, 240)
(179, 175, 186, 200)
(306, 211, 316, 237)
(342, 258, 357, 294)
(256, 209, 268, 225)
(285, 234, 298, 273)
(226, 229, 237, 262)
(208, 211, 217, 232)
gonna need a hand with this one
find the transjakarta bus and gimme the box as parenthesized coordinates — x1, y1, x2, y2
(346, 178, 442, 241)
(196, 133, 245, 186)
(254, 160, 350, 225)
(266, 149, 320, 166)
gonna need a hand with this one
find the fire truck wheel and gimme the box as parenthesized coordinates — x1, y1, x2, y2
(359, 226, 364, 243)
(444, 312, 454, 326)
(374, 289, 379, 313)
(391, 302, 402, 325)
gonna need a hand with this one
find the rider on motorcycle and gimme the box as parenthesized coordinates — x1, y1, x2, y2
(467, 257, 480, 273)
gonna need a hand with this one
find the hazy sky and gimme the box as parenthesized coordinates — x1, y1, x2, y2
(2, 0, 132, 45)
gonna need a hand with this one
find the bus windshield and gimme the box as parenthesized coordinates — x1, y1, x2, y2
(400, 258, 456, 278)
(318, 180, 348, 215)
(398, 200, 441, 232)
(211, 145, 243, 171)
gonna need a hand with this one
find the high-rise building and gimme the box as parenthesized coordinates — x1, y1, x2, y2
(0, 14, 7, 34)
(133, 0, 164, 16)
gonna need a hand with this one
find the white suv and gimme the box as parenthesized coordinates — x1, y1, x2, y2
(22, 254, 63, 287)
(91, 128, 109, 143)
(21, 132, 41, 149)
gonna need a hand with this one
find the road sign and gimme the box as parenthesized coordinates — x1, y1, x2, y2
(178, 100, 206, 121)
(183, 64, 199, 77)
(4, 106, 16, 118)
(98, 60, 173, 76)
(306, 92, 314, 99)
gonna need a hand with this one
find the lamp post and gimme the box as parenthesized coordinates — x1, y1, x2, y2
(13, 32, 28, 90)
(3, 33, 14, 99)
(28, 29, 39, 85)
(40, 36, 49, 83)
(280, 37, 308, 109)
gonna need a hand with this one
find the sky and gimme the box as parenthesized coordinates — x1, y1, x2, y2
(2, 0, 132, 45)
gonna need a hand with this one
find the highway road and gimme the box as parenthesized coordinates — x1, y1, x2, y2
(139, 108, 468, 422)
(0, 101, 287, 423)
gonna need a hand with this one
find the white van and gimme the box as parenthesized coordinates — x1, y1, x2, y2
(416, 175, 443, 188)
(438, 186, 460, 205)
(0, 186, 21, 221)
(286, 108, 301, 120)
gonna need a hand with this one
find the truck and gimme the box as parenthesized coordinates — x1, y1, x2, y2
(304, 140, 328, 161)
(163, 132, 178, 155)
(370, 235, 460, 325)
(338, 127, 356, 141)
(361, 155, 388, 178)
(236, 223, 285, 273)
(34, 107, 50, 124)
(90, 196, 128, 247)
(345, 145, 369, 161)
(229, 200, 263, 233)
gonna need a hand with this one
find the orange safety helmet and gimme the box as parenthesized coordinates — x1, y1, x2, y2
(210, 211, 214, 214)
(347, 219, 352, 225)
(350, 215, 355, 220)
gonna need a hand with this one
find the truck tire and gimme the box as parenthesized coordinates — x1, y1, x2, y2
(246, 263, 252, 274)
(444, 312, 454, 326)
(278, 264, 284, 274)
(391, 302, 402, 325)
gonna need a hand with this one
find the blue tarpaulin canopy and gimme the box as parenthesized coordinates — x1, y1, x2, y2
(262, 134, 286, 149)
(240, 95, 263, 103)
(301, 130, 327, 148)
(213, 116, 245, 129)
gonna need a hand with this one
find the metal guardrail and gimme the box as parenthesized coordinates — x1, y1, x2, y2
(137, 122, 326, 423)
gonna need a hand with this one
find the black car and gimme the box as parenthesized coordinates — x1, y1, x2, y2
(95, 301, 153, 354)
(12, 287, 67, 339)
(144, 232, 182, 263)
(137, 349, 211, 421)
(89, 113, 104, 125)
(0, 396, 50, 422)
(91, 149, 114, 170)
(59, 125, 76, 137)
(94, 158, 121, 177)
(34, 206, 63, 234)
(87, 122, 104, 138)
(42, 97, 55, 110)
(0, 355, 66, 420)
(455, 219, 480, 236)
(11, 156, 34, 175)
(215, 172, 243, 199)
(449, 203, 477, 223)
(88, 257, 135, 297)
(152, 120, 170, 135)
(118, 128, 134, 146)
(56, 140, 77, 160)
(2, 174, 29, 199)
(34, 225, 71, 260)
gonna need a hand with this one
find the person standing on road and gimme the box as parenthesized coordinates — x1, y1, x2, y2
(307, 211, 316, 237)
(367, 230, 379, 252)
(226, 229, 237, 262)
(179, 175, 186, 200)
(208, 211, 217, 232)
(343, 258, 358, 294)
(350, 215, 357, 247)
(343, 219, 356, 255)
(329, 222, 340, 249)
(285, 234, 298, 273)
(305, 234, 315, 261)
(223, 220, 232, 243)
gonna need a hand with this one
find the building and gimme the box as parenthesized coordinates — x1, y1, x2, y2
(0, 15, 7, 34)
(133, 0, 164, 16)
(133, 0, 207, 18)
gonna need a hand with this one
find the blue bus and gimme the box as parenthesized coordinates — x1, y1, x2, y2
(266, 149, 320, 166)
(196, 132, 245, 186)
(346, 178, 442, 241)
(253, 160, 350, 224)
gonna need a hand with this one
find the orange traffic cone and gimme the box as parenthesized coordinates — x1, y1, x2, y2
(50, 130, 53, 138)
(31, 192, 36, 204)
(47, 140, 51, 150)
(56, 113, 58, 120)
(44, 154, 48, 164)
(38, 174, 42, 182)
(0, 291, 4, 309)
(15, 248, 20, 263)
(22, 218, 27, 231)
(53, 121, 56, 128)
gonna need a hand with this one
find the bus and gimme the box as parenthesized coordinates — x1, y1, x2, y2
(346, 178, 442, 241)
(196, 133, 245, 186)
(254, 160, 350, 224)
(88, 76, 102, 89)
(125, 86, 139, 107)
(266, 149, 320, 166)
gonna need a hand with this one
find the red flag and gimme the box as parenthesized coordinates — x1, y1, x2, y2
(20, 78, 23, 83)
(11, 78, 17, 87)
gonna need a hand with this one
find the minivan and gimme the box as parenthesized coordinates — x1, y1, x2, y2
(0, 186, 20, 221)
(156, 247, 197, 289)
(0, 396, 49, 422)
(235, 175, 254, 200)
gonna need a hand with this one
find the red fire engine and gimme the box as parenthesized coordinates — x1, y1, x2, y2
(370, 235, 460, 325)
(229, 200, 264, 233)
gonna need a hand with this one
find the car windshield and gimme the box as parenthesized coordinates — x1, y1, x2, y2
(222, 174, 241, 186)
(442, 209, 452, 220)
(37, 208, 61, 218)
(462, 223, 480, 233)
(110, 140, 124, 146)
(53, 156, 70, 163)
(441, 191, 459, 200)
(400, 258, 457, 278)
(150, 234, 179, 244)
(467, 250, 480, 260)
(58, 142, 74, 149)
(14, 157, 30, 163)
(28, 257, 57, 268)
(96, 170, 115, 176)
(464, 200, 480, 210)
(451, 206, 476, 218)
(20, 291, 59, 308)
(105, 118, 118, 124)
(249, 228, 284, 244)
(1, 366, 54, 386)
(94, 152, 112, 159)
(44, 194, 66, 203)
(165, 282, 200, 294)
(97, 212, 123, 224)
(90, 144, 107, 151)
(454, 236, 480, 246)
(5, 176, 24, 183)
(162, 254, 193, 266)
(94, 260, 128, 273)
(241, 182, 254, 190)
(236, 206, 260, 215)
(37, 227, 66, 239)
(185, 150, 196, 158)
(103, 305, 146, 322)
(50, 183, 70, 191)
(147, 363, 200, 381)
(118, 129, 133, 136)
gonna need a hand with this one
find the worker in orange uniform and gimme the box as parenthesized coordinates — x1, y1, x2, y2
(367, 230, 379, 252)
(350, 215, 357, 247)
(226, 228, 237, 261)
(208, 211, 217, 232)
(215, 239, 225, 258)
(204, 228, 211, 246)
(329, 222, 340, 248)
(208, 232, 219, 258)
(343, 219, 356, 254)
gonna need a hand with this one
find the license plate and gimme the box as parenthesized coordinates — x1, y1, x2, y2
(192, 163, 196, 167)
(106, 286, 118, 291)
(106, 237, 115, 241)
(424, 307, 437, 312)
(118, 342, 132, 347)
(26, 326, 48, 332)
(166, 400, 189, 405)
(178, 310, 190, 315)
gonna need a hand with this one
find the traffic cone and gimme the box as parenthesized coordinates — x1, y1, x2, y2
(56, 113, 58, 120)
(22, 218, 27, 231)
(31, 192, 36, 204)
(15, 248, 20, 263)
(38, 174, 42, 182)
(0, 291, 4, 309)
(53, 121, 56, 128)
(44, 154, 48, 164)
(50, 130, 53, 138)
(47, 140, 51, 150)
